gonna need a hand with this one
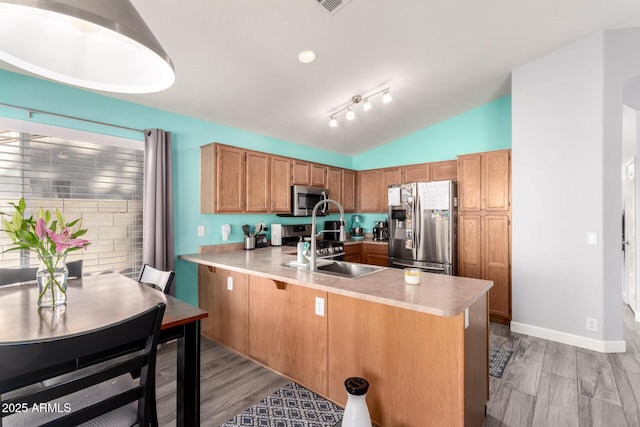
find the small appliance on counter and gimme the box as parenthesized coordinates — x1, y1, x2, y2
(350, 215, 364, 240)
(271, 224, 282, 246)
(373, 220, 389, 241)
(323, 220, 345, 241)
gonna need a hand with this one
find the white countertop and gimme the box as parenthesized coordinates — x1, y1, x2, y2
(179, 246, 492, 317)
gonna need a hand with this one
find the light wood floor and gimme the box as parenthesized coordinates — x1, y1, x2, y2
(155, 305, 640, 426)
(488, 305, 640, 427)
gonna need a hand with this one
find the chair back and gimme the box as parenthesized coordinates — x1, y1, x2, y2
(138, 264, 175, 294)
(0, 260, 82, 286)
(66, 259, 83, 279)
(0, 267, 38, 286)
(0, 303, 166, 426)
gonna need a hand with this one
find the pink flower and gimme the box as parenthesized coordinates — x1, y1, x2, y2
(35, 217, 47, 239)
(47, 227, 90, 254)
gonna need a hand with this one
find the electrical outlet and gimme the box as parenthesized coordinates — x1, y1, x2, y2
(197, 225, 205, 237)
(315, 297, 325, 316)
(227, 276, 233, 291)
(586, 317, 598, 332)
(586, 232, 598, 245)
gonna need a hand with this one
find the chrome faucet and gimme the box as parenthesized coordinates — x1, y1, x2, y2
(310, 199, 346, 272)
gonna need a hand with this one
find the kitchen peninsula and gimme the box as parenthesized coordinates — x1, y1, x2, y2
(180, 246, 492, 427)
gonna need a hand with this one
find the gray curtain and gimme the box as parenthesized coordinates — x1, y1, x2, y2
(143, 129, 175, 278)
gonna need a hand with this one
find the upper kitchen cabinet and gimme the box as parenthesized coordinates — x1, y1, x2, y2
(311, 163, 327, 188)
(292, 159, 310, 186)
(270, 155, 291, 213)
(342, 169, 356, 212)
(399, 160, 458, 185)
(358, 167, 402, 213)
(458, 150, 510, 212)
(357, 169, 380, 212)
(201, 143, 245, 213)
(326, 166, 342, 212)
(379, 167, 402, 211)
(327, 167, 356, 213)
(245, 150, 270, 212)
(429, 160, 458, 181)
(401, 163, 430, 182)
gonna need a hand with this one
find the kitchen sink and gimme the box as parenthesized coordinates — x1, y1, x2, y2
(281, 260, 384, 279)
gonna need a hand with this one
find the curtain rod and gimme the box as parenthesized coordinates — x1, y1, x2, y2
(0, 102, 146, 134)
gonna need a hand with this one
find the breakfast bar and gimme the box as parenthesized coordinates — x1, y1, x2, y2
(181, 246, 492, 427)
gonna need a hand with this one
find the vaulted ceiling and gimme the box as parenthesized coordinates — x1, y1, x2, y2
(4, 0, 640, 155)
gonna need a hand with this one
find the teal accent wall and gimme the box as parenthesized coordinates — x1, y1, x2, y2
(352, 96, 512, 170)
(0, 69, 512, 306)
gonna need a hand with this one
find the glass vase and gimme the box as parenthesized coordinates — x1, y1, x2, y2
(36, 254, 68, 307)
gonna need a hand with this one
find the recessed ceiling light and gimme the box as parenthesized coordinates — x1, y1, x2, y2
(298, 50, 316, 64)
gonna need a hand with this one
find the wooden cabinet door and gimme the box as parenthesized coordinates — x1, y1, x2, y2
(291, 159, 310, 186)
(358, 170, 380, 212)
(245, 150, 270, 212)
(326, 167, 342, 213)
(311, 163, 327, 188)
(402, 163, 430, 183)
(457, 154, 481, 212)
(362, 243, 389, 266)
(342, 170, 356, 212)
(215, 144, 245, 212)
(270, 156, 291, 213)
(200, 143, 217, 213)
(379, 167, 402, 212)
(343, 244, 361, 263)
(482, 150, 510, 212)
(198, 265, 249, 354)
(430, 160, 458, 181)
(249, 276, 328, 393)
(458, 215, 482, 279)
(483, 215, 511, 321)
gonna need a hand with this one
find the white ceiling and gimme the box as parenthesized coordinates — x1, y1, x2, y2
(6, 0, 640, 155)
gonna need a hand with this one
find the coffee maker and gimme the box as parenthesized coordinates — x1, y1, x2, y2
(373, 220, 389, 241)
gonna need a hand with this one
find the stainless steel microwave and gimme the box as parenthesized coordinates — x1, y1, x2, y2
(290, 185, 329, 216)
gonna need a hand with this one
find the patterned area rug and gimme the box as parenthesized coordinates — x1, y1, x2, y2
(220, 382, 343, 427)
(489, 345, 513, 378)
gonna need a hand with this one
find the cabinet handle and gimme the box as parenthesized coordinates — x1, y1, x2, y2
(274, 280, 287, 290)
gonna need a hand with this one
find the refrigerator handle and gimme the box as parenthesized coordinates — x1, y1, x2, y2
(392, 261, 445, 271)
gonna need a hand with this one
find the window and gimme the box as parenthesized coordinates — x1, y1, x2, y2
(0, 128, 144, 278)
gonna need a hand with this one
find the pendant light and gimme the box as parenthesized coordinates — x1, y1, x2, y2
(0, 0, 175, 94)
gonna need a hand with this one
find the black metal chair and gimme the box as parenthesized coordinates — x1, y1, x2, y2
(138, 264, 175, 294)
(66, 259, 83, 279)
(0, 260, 82, 287)
(0, 303, 166, 426)
(0, 267, 38, 286)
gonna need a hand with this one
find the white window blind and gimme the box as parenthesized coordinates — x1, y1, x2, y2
(0, 129, 144, 278)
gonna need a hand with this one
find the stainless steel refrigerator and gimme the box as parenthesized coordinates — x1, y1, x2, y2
(388, 180, 457, 275)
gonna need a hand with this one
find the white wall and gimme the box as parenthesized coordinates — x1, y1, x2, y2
(512, 28, 640, 352)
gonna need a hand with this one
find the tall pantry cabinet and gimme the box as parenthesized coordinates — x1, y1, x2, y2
(457, 150, 511, 323)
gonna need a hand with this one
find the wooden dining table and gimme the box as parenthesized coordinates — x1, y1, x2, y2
(0, 273, 208, 427)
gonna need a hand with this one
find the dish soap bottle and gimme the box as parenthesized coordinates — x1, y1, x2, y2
(342, 377, 372, 427)
(296, 237, 305, 264)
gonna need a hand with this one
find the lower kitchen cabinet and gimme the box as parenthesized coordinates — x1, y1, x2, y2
(362, 242, 389, 266)
(343, 243, 361, 263)
(248, 276, 328, 394)
(458, 214, 511, 323)
(198, 265, 249, 354)
(327, 292, 488, 427)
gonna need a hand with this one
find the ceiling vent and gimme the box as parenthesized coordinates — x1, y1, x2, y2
(314, 0, 352, 15)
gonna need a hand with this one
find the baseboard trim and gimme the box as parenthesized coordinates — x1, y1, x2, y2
(510, 322, 626, 353)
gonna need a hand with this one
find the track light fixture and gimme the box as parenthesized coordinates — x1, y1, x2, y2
(328, 87, 392, 127)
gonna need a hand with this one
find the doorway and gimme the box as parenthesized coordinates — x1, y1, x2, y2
(623, 158, 638, 317)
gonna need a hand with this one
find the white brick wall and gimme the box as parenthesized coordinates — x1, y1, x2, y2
(0, 198, 142, 277)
